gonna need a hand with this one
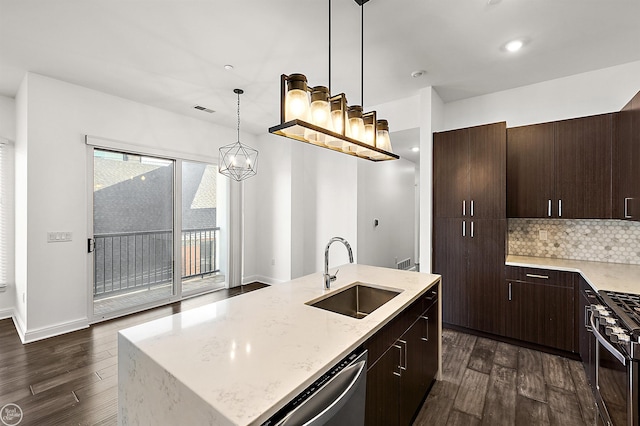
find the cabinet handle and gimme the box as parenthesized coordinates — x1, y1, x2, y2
(462, 220, 466, 237)
(548, 200, 552, 217)
(525, 273, 549, 279)
(398, 339, 407, 371)
(558, 199, 562, 217)
(420, 316, 429, 342)
(471, 221, 474, 238)
(625, 198, 632, 219)
(508, 282, 512, 301)
(471, 200, 474, 217)
(584, 306, 592, 331)
(393, 344, 402, 376)
(462, 200, 466, 216)
(425, 290, 438, 301)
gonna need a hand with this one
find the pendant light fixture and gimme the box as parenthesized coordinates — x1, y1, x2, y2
(219, 89, 259, 181)
(268, 0, 398, 162)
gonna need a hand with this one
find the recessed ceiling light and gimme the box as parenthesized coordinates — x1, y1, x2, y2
(411, 70, 426, 78)
(411, 147, 420, 152)
(487, 0, 502, 5)
(224, 64, 234, 70)
(504, 39, 524, 52)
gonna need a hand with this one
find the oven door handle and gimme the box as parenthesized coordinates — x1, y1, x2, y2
(589, 312, 627, 366)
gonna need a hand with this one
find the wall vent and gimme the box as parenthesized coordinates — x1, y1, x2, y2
(193, 105, 215, 114)
(396, 258, 412, 270)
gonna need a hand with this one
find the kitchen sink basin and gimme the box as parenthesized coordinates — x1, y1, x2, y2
(306, 282, 402, 319)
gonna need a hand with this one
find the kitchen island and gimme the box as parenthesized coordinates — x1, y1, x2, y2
(118, 264, 441, 425)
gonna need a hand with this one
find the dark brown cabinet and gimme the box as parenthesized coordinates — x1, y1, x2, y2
(613, 91, 640, 220)
(507, 114, 613, 219)
(578, 277, 597, 389)
(364, 286, 439, 426)
(433, 122, 506, 336)
(434, 122, 506, 219)
(504, 266, 577, 352)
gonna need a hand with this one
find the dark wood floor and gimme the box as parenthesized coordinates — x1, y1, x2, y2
(0, 283, 268, 426)
(413, 329, 597, 426)
(1, 289, 597, 426)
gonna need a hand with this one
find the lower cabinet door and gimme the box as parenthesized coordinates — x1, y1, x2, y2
(423, 301, 439, 386)
(365, 345, 401, 426)
(507, 280, 575, 352)
(400, 323, 425, 426)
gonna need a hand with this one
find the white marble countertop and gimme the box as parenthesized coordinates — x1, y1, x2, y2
(118, 264, 440, 425)
(506, 255, 640, 295)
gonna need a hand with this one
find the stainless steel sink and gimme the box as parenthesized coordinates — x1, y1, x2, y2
(307, 282, 402, 319)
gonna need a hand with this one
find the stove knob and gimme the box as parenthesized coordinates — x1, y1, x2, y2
(611, 332, 630, 343)
(605, 317, 617, 325)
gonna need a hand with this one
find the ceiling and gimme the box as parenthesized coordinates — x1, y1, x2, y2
(2, 0, 639, 164)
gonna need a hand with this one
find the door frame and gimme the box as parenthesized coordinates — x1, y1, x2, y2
(85, 136, 234, 324)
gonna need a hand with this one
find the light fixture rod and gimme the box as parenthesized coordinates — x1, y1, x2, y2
(360, 2, 364, 108)
(329, 0, 332, 93)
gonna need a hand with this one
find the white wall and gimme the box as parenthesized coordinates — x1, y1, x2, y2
(418, 88, 444, 273)
(357, 158, 415, 269)
(243, 134, 358, 284)
(442, 60, 640, 130)
(15, 73, 251, 342)
(243, 133, 293, 284)
(0, 95, 16, 318)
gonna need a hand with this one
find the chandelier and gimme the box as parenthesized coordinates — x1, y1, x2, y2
(219, 89, 259, 181)
(268, 0, 398, 162)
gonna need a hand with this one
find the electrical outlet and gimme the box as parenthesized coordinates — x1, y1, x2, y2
(539, 230, 548, 241)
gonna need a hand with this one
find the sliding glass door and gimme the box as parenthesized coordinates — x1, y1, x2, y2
(181, 161, 225, 295)
(92, 149, 175, 318)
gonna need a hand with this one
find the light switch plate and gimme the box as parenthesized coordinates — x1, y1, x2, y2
(47, 232, 73, 242)
(539, 230, 548, 241)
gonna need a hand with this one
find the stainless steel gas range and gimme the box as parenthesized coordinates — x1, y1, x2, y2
(589, 290, 640, 426)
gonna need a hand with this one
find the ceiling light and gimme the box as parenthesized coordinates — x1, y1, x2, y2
(218, 89, 259, 181)
(224, 64, 234, 70)
(505, 39, 524, 52)
(268, 0, 398, 162)
(411, 70, 426, 78)
(411, 147, 420, 153)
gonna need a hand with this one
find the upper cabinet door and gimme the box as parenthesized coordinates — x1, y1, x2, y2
(469, 122, 506, 219)
(555, 114, 613, 219)
(507, 123, 555, 218)
(614, 107, 634, 219)
(617, 92, 640, 221)
(433, 128, 469, 218)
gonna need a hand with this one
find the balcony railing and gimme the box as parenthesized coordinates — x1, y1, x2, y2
(93, 227, 220, 298)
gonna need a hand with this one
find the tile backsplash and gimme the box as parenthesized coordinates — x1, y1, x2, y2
(508, 219, 640, 265)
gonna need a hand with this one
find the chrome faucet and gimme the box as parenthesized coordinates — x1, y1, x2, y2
(324, 237, 354, 289)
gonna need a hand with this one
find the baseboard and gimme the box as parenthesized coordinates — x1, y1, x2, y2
(12, 313, 26, 343)
(20, 317, 90, 344)
(243, 275, 284, 286)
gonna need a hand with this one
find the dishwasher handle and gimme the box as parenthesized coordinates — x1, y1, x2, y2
(277, 353, 368, 425)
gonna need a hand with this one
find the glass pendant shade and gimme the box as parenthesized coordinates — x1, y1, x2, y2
(371, 119, 393, 160)
(326, 96, 348, 150)
(359, 113, 375, 157)
(347, 105, 366, 151)
(304, 86, 332, 145)
(284, 74, 311, 137)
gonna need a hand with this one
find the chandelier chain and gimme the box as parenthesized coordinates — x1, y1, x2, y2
(237, 91, 241, 142)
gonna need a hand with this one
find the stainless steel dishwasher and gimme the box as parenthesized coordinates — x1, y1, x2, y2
(262, 347, 368, 426)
